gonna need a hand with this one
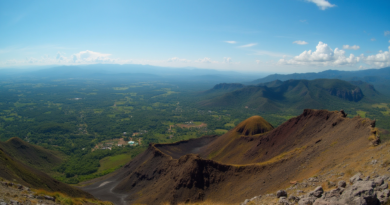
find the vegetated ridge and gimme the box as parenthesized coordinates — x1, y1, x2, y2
(200, 79, 377, 112)
(0, 137, 63, 173)
(249, 66, 390, 96)
(203, 83, 245, 95)
(0, 138, 93, 199)
(82, 109, 379, 205)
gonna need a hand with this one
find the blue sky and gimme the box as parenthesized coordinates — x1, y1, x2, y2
(0, 0, 389, 73)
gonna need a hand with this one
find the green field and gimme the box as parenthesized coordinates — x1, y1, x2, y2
(372, 103, 390, 115)
(97, 153, 132, 173)
(215, 129, 228, 134)
(270, 114, 296, 121)
(94, 109, 104, 114)
(356, 110, 366, 118)
(224, 121, 236, 128)
(14, 102, 35, 107)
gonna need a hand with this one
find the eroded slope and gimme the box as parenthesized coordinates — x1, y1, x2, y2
(83, 109, 377, 205)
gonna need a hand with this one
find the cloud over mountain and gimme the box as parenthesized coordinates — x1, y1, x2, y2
(279, 42, 359, 66)
(280, 41, 390, 68)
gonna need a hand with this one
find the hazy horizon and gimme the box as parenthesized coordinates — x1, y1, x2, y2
(1, 0, 389, 73)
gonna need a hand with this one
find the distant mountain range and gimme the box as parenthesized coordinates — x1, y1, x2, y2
(200, 79, 379, 113)
(249, 67, 390, 96)
(0, 64, 266, 86)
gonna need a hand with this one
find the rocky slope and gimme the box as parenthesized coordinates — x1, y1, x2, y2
(0, 178, 113, 205)
(82, 109, 380, 205)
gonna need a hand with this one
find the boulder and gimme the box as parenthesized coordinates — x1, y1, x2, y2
(373, 177, 384, 187)
(308, 177, 319, 182)
(241, 199, 249, 205)
(288, 195, 300, 203)
(340, 110, 347, 118)
(44, 195, 55, 201)
(313, 199, 344, 205)
(378, 183, 388, 190)
(277, 190, 288, 198)
(376, 189, 389, 204)
(298, 197, 317, 205)
(279, 196, 290, 205)
(338, 180, 347, 188)
(340, 180, 380, 205)
(240, 199, 249, 205)
(312, 186, 324, 198)
(350, 173, 363, 184)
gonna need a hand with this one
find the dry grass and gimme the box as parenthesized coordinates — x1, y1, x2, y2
(33, 189, 113, 205)
(161, 201, 234, 205)
(382, 159, 390, 168)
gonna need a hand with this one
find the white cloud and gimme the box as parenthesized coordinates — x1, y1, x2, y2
(70, 50, 114, 63)
(385, 31, 390, 36)
(240, 43, 257, 48)
(342, 45, 360, 50)
(256, 60, 261, 64)
(195, 57, 214, 64)
(224, 57, 232, 63)
(362, 47, 390, 68)
(306, 0, 336, 10)
(254, 50, 287, 57)
(293, 40, 308, 45)
(279, 41, 359, 66)
(225, 41, 237, 44)
(371, 38, 376, 41)
(0, 50, 121, 67)
(167, 57, 190, 63)
(389, 40, 390, 43)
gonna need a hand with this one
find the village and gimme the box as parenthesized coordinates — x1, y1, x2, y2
(92, 130, 146, 151)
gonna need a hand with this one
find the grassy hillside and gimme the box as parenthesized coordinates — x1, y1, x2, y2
(0, 137, 64, 174)
(0, 146, 93, 198)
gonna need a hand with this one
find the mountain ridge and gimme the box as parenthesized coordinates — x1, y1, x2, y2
(82, 109, 378, 205)
(200, 79, 373, 113)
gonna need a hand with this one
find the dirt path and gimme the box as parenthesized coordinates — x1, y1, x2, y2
(82, 177, 128, 205)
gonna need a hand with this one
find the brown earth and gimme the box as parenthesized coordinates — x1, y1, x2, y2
(82, 109, 378, 205)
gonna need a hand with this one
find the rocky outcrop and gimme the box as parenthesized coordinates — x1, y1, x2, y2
(328, 87, 364, 102)
(240, 174, 389, 205)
